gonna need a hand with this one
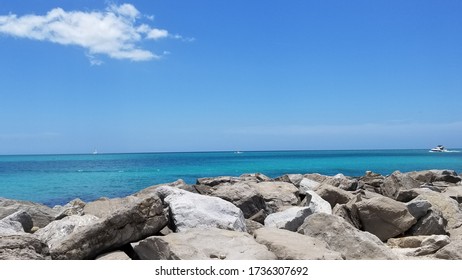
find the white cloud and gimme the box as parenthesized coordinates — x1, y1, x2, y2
(0, 4, 176, 62)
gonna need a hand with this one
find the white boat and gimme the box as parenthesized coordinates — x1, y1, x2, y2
(92, 149, 98, 155)
(429, 145, 448, 152)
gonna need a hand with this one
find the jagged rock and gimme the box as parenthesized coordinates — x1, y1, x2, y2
(0, 198, 57, 228)
(53, 198, 86, 220)
(155, 186, 246, 232)
(0, 210, 33, 233)
(239, 173, 272, 182)
(254, 228, 343, 260)
(315, 184, 354, 208)
(408, 170, 461, 184)
(264, 207, 312, 232)
(354, 196, 416, 241)
(134, 228, 276, 260)
(135, 180, 195, 198)
(387, 235, 450, 256)
(35, 215, 99, 250)
(298, 213, 397, 259)
(443, 187, 462, 203)
(208, 183, 266, 219)
(435, 239, 462, 259)
(0, 234, 51, 260)
(414, 191, 462, 229)
(407, 209, 447, 236)
(448, 226, 462, 240)
(360, 171, 385, 188)
(303, 173, 358, 191)
(303, 189, 332, 215)
(381, 171, 421, 199)
(245, 219, 264, 235)
(46, 195, 167, 259)
(196, 176, 240, 187)
(395, 188, 430, 202)
(274, 174, 304, 186)
(95, 251, 131, 260)
(406, 199, 432, 219)
(299, 178, 321, 193)
(246, 182, 299, 213)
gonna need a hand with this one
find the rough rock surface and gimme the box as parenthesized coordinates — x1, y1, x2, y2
(303, 189, 332, 215)
(0, 198, 56, 228)
(134, 228, 276, 260)
(380, 171, 421, 199)
(155, 186, 246, 232)
(414, 191, 462, 229)
(408, 170, 461, 184)
(0, 211, 33, 235)
(435, 239, 462, 259)
(315, 184, 354, 208)
(95, 251, 131, 260)
(406, 209, 447, 236)
(298, 213, 398, 259)
(388, 235, 450, 256)
(406, 199, 432, 219)
(54, 198, 86, 220)
(245, 182, 299, 213)
(0, 234, 51, 260)
(264, 207, 312, 232)
(254, 228, 343, 260)
(354, 196, 417, 241)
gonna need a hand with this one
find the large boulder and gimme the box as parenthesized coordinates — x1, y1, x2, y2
(414, 191, 462, 229)
(0, 234, 50, 260)
(303, 189, 332, 215)
(380, 171, 421, 199)
(354, 196, 417, 241)
(408, 170, 461, 184)
(264, 207, 312, 232)
(0, 211, 33, 234)
(406, 209, 447, 236)
(0, 198, 57, 228)
(304, 173, 358, 191)
(298, 213, 398, 259)
(435, 239, 462, 259)
(155, 186, 246, 232)
(443, 187, 462, 203)
(315, 184, 354, 208)
(405, 199, 432, 220)
(359, 171, 385, 188)
(95, 251, 131, 260)
(387, 235, 450, 257)
(208, 183, 267, 219)
(53, 198, 86, 220)
(275, 174, 304, 186)
(133, 228, 276, 260)
(245, 182, 299, 213)
(45, 195, 167, 259)
(196, 176, 240, 187)
(254, 228, 343, 260)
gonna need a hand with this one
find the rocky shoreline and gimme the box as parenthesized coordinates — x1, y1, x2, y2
(1, 169, 462, 260)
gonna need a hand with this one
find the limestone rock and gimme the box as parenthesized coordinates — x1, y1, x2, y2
(95, 251, 131, 260)
(254, 228, 343, 260)
(246, 182, 299, 213)
(360, 171, 385, 188)
(354, 196, 417, 241)
(0, 210, 33, 233)
(388, 235, 450, 256)
(245, 219, 264, 235)
(0, 234, 51, 260)
(443, 187, 462, 203)
(0, 198, 57, 228)
(299, 178, 321, 193)
(304, 189, 332, 215)
(53, 198, 86, 220)
(435, 239, 462, 259)
(414, 191, 462, 229)
(274, 174, 304, 186)
(408, 170, 461, 184)
(196, 176, 240, 187)
(381, 171, 421, 199)
(406, 209, 447, 236)
(298, 213, 398, 259)
(315, 184, 354, 208)
(264, 207, 312, 232)
(134, 228, 276, 260)
(239, 173, 272, 183)
(155, 186, 246, 232)
(406, 199, 432, 219)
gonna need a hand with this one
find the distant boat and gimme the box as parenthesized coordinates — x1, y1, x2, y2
(92, 149, 98, 155)
(429, 145, 448, 152)
(234, 151, 243, 154)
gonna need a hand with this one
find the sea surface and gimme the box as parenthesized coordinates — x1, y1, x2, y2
(1, 149, 461, 206)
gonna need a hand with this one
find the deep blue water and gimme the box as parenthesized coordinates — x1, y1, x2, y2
(1, 149, 461, 206)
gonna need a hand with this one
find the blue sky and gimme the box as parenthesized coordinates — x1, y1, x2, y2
(0, 0, 461, 154)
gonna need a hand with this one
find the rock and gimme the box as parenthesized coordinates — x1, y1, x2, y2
(448, 226, 462, 240)
(53, 198, 86, 220)
(196, 176, 240, 187)
(387, 235, 450, 256)
(95, 251, 131, 260)
(274, 174, 304, 186)
(304, 173, 357, 191)
(134, 228, 276, 260)
(248, 209, 266, 224)
(406, 199, 432, 219)
(299, 178, 321, 193)
(315, 184, 354, 208)
(239, 173, 272, 182)
(298, 213, 398, 259)
(46, 195, 167, 259)
(360, 171, 385, 188)
(303, 189, 332, 215)
(388, 236, 427, 248)
(264, 207, 312, 232)
(354, 196, 416, 241)
(209, 183, 266, 219)
(406, 209, 447, 236)
(0, 198, 57, 228)
(254, 228, 343, 260)
(0, 234, 51, 260)
(443, 187, 462, 203)
(155, 186, 246, 232)
(135, 180, 195, 197)
(0, 210, 33, 233)
(245, 219, 264, 235)
(409, 170, 461, 184)
(395, 188, 430, 202)
(381, 171, 421, 199)
(414, 191, 462, 229)
(246, 182, 299, 213)
(35, 215, 99, 250)
(435, 239, 462, 259)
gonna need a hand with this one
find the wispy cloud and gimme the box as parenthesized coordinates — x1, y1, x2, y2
(0, 3, 178, 63)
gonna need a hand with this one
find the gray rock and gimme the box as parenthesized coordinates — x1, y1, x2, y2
(387, 235, 450, 256)
(299, 178, 321, 193)
(0, 234, 51, 260)
(406, 199, 432, 219)
(407, 209, 447, 236)
(254, 228, 343, 260)
(408, 170, 461, 184)
(245, 219, 264, 235)
(0, 198, 57, 228)
(298, 213, 398, 259)
(246, 182, 299, 213)
(435, 239, 462, 259)
(315, 184, 354, 208)
(304, 173, 358, 191)
(155, 186, 246, 232)
(304, 189, 332, 215)
(134, 228, 276, 260)
(95, 250, 131, 260)
(355, 196, 417, 241)
(395, 188, 429, 202)
(274, 174, 304, 186)
(0, 210, 33, 233)
(381, 171, 421, 199)
(360, 171, 385, 188)
(209, 183, 266, 219)
(53, 198, 86, 220)
(196, 176, 240, 187)
(264, 207, 312, 232)
(443, 187, 462, 203)
(47, 195, 167, 259)
(239, 173, 272, 183)
(414, 191, 462, 229)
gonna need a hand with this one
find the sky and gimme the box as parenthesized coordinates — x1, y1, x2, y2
(0, 0, 461, 154)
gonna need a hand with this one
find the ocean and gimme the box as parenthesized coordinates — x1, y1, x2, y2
(1, 149, 461, 207)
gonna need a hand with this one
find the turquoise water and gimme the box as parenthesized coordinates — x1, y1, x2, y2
(1, 149, 461, 206)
